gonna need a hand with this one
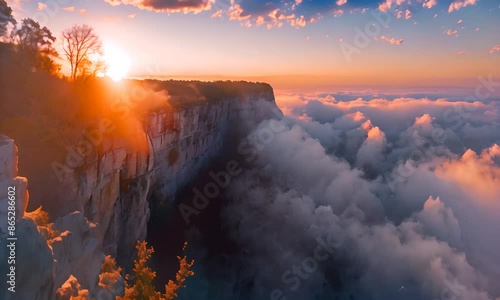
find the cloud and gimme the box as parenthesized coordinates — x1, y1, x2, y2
(446, 29, 458, 36)
(99, 0, 333, 28)
(405, 9, 412, 19)
(210, 9, 223, 18)
(412, 196, 462, 248)
(422, 0, 437, 9)
(103, 0, 215, 14)
(378, 0, 406, 12)
(378, 0, 441, 13)
(181, 90, 500, 299)
(490, 45, 500, 54)
(333, 9, 344, 17)
(95, 0, 445, 28)
(356, 126, 387, 174)
(62, 6, 75, 12)
(381, 35, 404, 45)
(36, 2, 46, 11)
(211, 95, 499, 299)
(448, 0, 479, 12)
(5, 0, 24, 11)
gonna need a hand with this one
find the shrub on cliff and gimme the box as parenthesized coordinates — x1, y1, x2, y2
(118, 241, 194, 300)
(164, 242, 195, 300)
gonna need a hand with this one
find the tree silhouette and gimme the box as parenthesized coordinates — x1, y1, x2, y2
(61, 24, 105, 81)
(11, 18, 60, 74)
(0, 0, 16, 39)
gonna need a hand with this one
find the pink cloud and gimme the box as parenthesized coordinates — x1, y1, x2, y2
(422, 0, 437, 9)
(36, 2, 46, 11)
(104, 0, 215, 14)
(381, 35, 404, 45)
(347, 111, 366, 122)
(414, 114, 433, 125)
(405, 9, 412, 19)
(448, 0, 479, 13)
(333, 9, 344, 17)
(379, 0, 406, 12)
(211, 9, 223, 18)
(228, 4, 250, 21)
(446, 29, 458, 36)
(436, 144, 500, 205)
(490, 45, 500, 54)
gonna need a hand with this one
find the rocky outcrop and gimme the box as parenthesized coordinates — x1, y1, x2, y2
(0, 135, 54, 300)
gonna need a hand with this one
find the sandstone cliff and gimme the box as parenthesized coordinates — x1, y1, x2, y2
(0, 81, 280, 299)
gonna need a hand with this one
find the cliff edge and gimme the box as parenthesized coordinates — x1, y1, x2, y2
(0, 80, 282, 299)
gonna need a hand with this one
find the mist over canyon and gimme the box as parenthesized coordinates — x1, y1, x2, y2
(1, 62, 500, 300)
(153, 86, 500, 300)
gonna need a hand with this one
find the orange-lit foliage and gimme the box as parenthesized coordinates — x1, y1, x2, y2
(118, 241, 194, 300)
(164, 242, 195, 300)
(99, 255, 122, 291)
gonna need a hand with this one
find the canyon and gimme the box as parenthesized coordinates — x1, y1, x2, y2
(0, 80, 281, 300)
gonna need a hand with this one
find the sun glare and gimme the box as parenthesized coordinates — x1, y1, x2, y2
(103, 43, 131, 82)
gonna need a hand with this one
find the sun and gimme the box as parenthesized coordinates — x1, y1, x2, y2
(103, 43, 131, 82)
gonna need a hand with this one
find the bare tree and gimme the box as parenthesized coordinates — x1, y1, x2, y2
(61, 24, 104, 81)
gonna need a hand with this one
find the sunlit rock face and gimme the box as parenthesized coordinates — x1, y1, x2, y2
(0, 135, 54, 300)
(0, 83, 279, 299)
(0, 135, 29, 224)
(59, 87, 278, 269)
(51, 212, 103, 293)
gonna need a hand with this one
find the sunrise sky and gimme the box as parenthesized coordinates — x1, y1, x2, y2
(7, 0, 500, 88)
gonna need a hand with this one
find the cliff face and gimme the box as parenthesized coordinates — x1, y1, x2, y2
(0, 82, 279, 299)
(0, 135, 54, 300)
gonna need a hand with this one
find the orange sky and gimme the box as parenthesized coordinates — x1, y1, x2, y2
(6, 0, 500, 89)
